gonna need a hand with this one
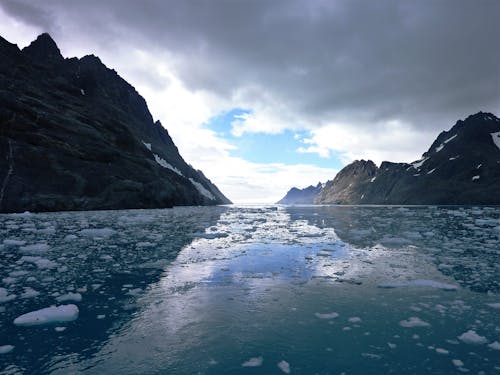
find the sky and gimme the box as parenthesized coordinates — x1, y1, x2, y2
(1, 0, 499, 203)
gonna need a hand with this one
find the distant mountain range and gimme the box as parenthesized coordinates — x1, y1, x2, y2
(0, 33, 231, 213)
(278, 112, 500, 205)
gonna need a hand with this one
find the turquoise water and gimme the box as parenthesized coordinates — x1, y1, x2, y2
(0, 205, 499, 374)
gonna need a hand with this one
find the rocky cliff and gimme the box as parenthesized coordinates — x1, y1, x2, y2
(277, 182, 323, 205)
(0, 33, 231, 213)
(315, 112, 500, 205)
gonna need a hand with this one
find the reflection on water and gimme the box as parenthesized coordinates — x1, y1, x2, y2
(1, 205, 499, 374)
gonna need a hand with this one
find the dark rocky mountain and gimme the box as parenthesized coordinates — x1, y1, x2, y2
(0, 33, 231, 213)
(315, 112, 500, 205)
(277, 182, 323, 205)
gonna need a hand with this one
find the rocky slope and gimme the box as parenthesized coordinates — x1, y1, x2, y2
(0, 33, 231, 213)
(315, 112, 500, 205)
(277, 182, 323, 204)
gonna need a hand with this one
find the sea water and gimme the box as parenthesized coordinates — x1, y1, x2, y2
(0, 205, 499, 374)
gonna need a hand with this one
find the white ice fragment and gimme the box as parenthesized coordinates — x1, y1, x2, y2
(0, 345, 14, 354)
(472, 175, 480, 181)
(56, 293, 82, 302)
(486, 302, 500, 309)
(277, 360, 291, 374)
(399, 317, 430, 328)
(189, 178, 215, 200)
(491, 132, 500, 150)
(19, 243, 50, 253)
(457, 330, 488, 345)
(388, 342, 397, 349)
(242, 356, 263, 367)
(452, 359, 464, 367)
(20, 256, 57, 269)
(64, 234, 78, 241)
(20, 287, 40, 299)
(3, 239, 26, 246)
(488, 341, 500, 350)
(348, 317, 362, 323)
(79, 228, 115, 237)
(370, 176, 376, 183)
(13, 304, 79, 326)
(315, 312, 339, 319)
(80, 89, 85, 95)
(55, 326, 66, 332)
(0, 288, 16, 303)
(435, 348, 449, 354)
(97, 314, 106, 319)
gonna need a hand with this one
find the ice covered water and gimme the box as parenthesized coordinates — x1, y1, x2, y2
(0, 205, 499, 374)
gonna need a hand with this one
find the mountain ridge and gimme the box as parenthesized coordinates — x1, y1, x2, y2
(0, 33, 231, 213)
(278, 112, 500, 205)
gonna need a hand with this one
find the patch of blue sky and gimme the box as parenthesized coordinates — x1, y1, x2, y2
(204, 108, 344, 169)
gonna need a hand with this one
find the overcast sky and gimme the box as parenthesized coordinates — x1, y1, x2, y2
(1, 0, 499, 203)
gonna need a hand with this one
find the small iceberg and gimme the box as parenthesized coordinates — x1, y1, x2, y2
(13, 304, 79, 327)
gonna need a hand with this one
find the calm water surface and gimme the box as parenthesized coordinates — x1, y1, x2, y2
(0, 205, 499, 374)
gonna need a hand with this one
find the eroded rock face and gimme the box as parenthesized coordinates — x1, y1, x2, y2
(0, 33, 231, 213)
(315, 112, 500, 205)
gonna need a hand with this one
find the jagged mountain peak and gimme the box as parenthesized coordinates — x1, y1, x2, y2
(22, 32, 63, 63)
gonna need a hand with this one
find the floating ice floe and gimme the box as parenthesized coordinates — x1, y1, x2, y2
(399, 317, 430, 327)
(13, 304, 79, 327)
(348, 317, 362, 323)
(315, 312, 339, 319)
(488, 341, 500, 350)
(0, 345, 14, 354)
(0, 288, 16, 303)
(457, 330, 488, 345)
(20, 243, 50, 253)
(3, 239, 26, 246)
(79, 228, 115, 237)
(20, 256, 57, 269)
(486, 302, 500, 309)
(277, 360, 291, 374)
(378, 279, 458, 291)
(242, 356, 263, 367)
(56, 293, 82, 302)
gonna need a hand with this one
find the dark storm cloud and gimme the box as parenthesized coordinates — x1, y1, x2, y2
(2, 0, 499, 129)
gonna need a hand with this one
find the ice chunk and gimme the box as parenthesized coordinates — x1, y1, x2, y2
(242, 356, 263, 367)
(79, 228, 115, 237)
(277, 360, 291, 374)
(488, 341, 500, 350)
(452, 359, 464, 367)
(20, 256, 57, 269)
(0, 345, 14, 354)
(348, 317, 362, 323)
(20, 287, 40, 299)
(55, 326, 67, 332)
(315, 312, 339, 319)
(0, 288, 16, 303)
(13, 304, 79, 326)
(486, 302, 500, 309)
(457, 330, 488, 345)
(56, 292, 82, 302)
(3, 239, 26, 246)
(399, 317, 430, 327)
(435, 348, 449, 354)
(471, 175, 480, 181)
(19, 243, 50, 253)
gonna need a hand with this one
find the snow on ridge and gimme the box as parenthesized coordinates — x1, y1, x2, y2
(154, 154, 183, 176)
(427, 168, 436, 175)
(189, 178, 215, 200)
(141, 141, 152, 151)
(411, 157, 428, 169)
(491, 132, 500, 151)
(370, 176, 376, 183)
(434, 134, 457, 153)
